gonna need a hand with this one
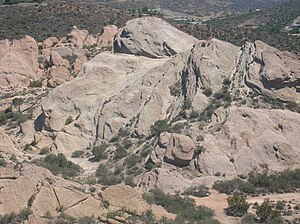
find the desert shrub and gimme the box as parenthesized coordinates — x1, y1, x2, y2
(29, 80, 42, 88)
(241, 213, 256, 224)
(145, 159, 156, 171)
(126, 165, 143, 176)
(256, 202, 281, 222)
(96, 164, 121, 186)
(275, 201, 285, 210)
(118, 128, 131, 137)
(183, 185, 209, 197)
(114, 145, 127, 160)
(91, 143, 108, 161)
(125, 176, 136, 187)
(226, 194, 250, 217)
(0, 159, 7, 167)
(124, 154, 141, 169)
(77, 216, 95, 224)
(0, 107, 29, 125)
(222, 78, 231, 86)
(122, 139, 133, 149)
(144, 189, 218, 223)
(39, 147, 50, 155)
(212, 178, 254, 195)
(190, 110, 199, 119)
(182, 99, 192, 110)
(213, 169, 300, 195)
(172, 122, 185, 133)
(71, 150, 85, 158)
(128, 209, 155, 224)
(169, 81, 182, 97)
(65, 116, 73, 125)
(33, 153, 81, 178)
(150, 119, 171, 136)
(12, 98, 24, 106)
(0, 208, 32, 224)
(203, 87, 213, 97)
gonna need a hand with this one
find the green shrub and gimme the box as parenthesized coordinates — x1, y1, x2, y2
(150, 119, 171, 136)
(0, 159, 7, 167)
(39, 147, 50, 155)
(125, 176, 137, 187)
(226, 194, 250, 217)
(172, 122, 185, 133)
(222, 78, 231, 86)
(213, 169, 300, 195)
(256, 202, 280, 222)
(190, 110, 199, 119)
(29, 80, 42, 88)
(71, 150, 85, 158)
(0, 208, 32, 224)
(124, 154, 141, 169)
(12, 98, 24, 106)
(203, 87, 213, 97)
(96, 164, 121, 186)
(241, 213, 256, 224)
(114, 145, 127, 160)
(183, 185, 209, 197)
(169, 81, 181, 97)
(65, 116, 73, 125)
(144, 189, 218, 223)
(33, 153, 81, 178)
(91, 143, 108, 161)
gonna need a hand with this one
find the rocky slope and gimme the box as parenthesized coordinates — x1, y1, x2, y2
(0, 16, 299, 223)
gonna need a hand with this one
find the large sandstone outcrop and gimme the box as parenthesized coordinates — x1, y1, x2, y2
(0, 164, 104, 218)
(244, 41, 300, 102)
(113, 17, 198, 58)
(27, 17, 299, 154)
(196, 107, 300, 176)
(0, 36, 42, 86)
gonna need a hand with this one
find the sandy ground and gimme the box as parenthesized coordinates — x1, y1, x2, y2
(193, 190, 300, 224)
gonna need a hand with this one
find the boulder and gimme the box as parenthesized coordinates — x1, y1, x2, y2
(113, 17, 198, 58)
(245, 41, 300, 102)
(100, 184, 149, 216)
(0, 36, 42, 86)
(159, 132, 195, 167)
(67, 26, 97, 48)
(97, 25, 118, 48)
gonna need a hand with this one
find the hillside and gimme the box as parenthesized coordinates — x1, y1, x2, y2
(0, 0, 135, 41)
(97, 0, 289, 16)
(174, 0, 300, 57)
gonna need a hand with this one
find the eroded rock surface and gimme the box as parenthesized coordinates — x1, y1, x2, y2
(113, 17, 198, 58)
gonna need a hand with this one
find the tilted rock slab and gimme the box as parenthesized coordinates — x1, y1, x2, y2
(113, 17, 198, 58)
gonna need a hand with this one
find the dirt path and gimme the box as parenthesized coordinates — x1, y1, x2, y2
(193, 190, 300, 224)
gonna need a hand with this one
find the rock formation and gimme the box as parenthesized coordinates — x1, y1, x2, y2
(0, 16, 299, 223)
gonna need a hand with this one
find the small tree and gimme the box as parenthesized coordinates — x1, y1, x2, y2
(256, 202, 280, 222)
(226, 194, 250, 217)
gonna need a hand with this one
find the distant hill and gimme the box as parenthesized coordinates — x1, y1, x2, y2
(174, 0, 300, 57)
(0, 0, 135, 40)
(97, 0, 290, 16)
